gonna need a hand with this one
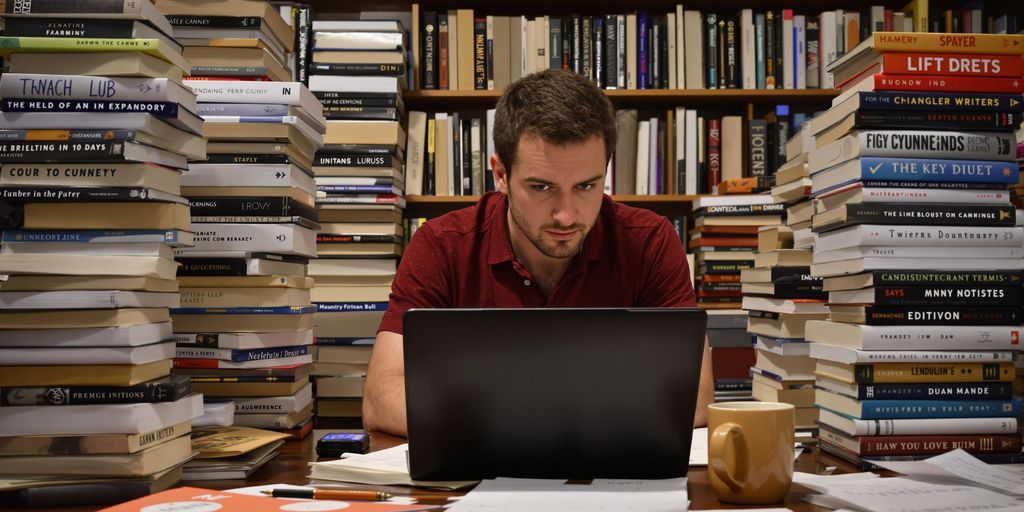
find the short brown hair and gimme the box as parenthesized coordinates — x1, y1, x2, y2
(493, 69, 616, 172)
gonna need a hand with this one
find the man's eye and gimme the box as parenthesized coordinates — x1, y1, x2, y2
(577, 183, 595, 191)
(532, 184, 551, 192)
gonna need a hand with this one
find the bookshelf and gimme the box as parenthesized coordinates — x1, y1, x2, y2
(405, 194, 703, 218)
(405, 89, 839, 108)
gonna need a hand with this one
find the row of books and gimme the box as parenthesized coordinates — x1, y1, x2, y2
(411, 2, 1022, 92)
(744, 31, 1024, 467)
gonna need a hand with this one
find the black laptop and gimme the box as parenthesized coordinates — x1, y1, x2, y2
(403, 308, 707, 480)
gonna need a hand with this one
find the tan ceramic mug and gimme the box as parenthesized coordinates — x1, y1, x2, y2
(707, 401, 795, 504)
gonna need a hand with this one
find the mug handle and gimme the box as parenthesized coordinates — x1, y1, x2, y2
(709, 422, 749, 494)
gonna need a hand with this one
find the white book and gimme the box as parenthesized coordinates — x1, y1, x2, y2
(683, 11, 703, 89)
(308, 75, 402, 94)
(811, 257, 1024, 277)
(0, 322, 173, 348)
(177, 353, 312, 370)
(794, 15, 806, 89)
(312, 31, 403, 51)
(1, 242, 172, 258)
(309, 443, 478, 490)
(815, 246, 1024, 264)
(808, 132, 1017, 172)
(870, 6, 885, 33)
(0, 73, 196, 111)
(0, 340, 174, 366)
(741, 296, 828, 314)
(173, 329, 314, 350)
(626, 14, 638, 89)
(447, 10, 460, 89)
(817, 408, 1018, 437)
(635, 120, 650, 194)
(667, 12, 677, 89)
(782, 10, 794, 89)
(0, 290, 179, 309)
(647, 117, 659, 195)
(519, 15, 528, 79)
(405, 111, 427, 196)
(182, 80, 322, 119)
(525, 20, 537, 76)
(469, 118, 483, 195)
(540, 16, 550, 73)
(310, 20, 402, 32)
(232, 383, 313, 414)
(740, 9, 755, 89)
(815, 186, 1012, 211)
(675, 5, 685, 90)
(692, 194, 774, 208)
(447, 113, 457, 195)
(0, 394, 203, 437)
(486, 108, 496, 174)
(814, 225, 1024, 253)
(307, 258, 395, 277)
(183, 163, 315, 195)
(818, 11, 837, 89)
(193, 400, 235, 428)
(183, 224, 316, 258)
(805, 321, 1024, 351)
(684, 109, 698, 195)
(0, 254, 178, 279)
(810, 344, 1013, 365)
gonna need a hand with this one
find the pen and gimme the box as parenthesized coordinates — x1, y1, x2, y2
(260, 488, 393, 501)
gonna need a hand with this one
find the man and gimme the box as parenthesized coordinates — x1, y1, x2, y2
(364, 69, 714, 437)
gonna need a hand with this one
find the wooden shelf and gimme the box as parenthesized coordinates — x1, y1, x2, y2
(403, 89, 838, 108)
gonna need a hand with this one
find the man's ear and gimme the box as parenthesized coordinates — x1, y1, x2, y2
(491, 153, 510, 195)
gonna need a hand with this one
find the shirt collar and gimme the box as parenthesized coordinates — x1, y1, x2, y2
(485, 192, 607, 265)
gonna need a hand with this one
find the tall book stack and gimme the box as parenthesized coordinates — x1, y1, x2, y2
(306, 19, 408, 429)
(741, 134, 825, 440)
(0, 1, 204, 507)
(706, 310, 755, 402)
(169, 76, 324, 439)
(155, 0, 294, 82)
(804, 32, 1024, 468)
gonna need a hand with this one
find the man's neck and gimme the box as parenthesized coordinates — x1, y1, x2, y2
(507, 212, 574, 294)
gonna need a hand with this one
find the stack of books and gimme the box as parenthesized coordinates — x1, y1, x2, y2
(804, 31, 1024, 468)
(155, 0, 294, 82)
(705, 310, 754, 402)
(305, 20, 409, 429)
(741, 134, 826, 438)
(170, 76, 324, 438)
(690, 195, 784, 309)
(0, 1, 203, 506)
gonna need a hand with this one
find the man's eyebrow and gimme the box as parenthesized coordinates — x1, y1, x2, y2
(575, 174, 605, 186)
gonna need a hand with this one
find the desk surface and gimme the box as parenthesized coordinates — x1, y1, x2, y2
(3, 431, 859, 512)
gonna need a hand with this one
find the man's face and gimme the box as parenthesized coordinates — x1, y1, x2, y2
(493, 133, 607, 260)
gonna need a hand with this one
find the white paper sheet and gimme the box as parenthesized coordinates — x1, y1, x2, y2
(867, 449, 1024, 497)
(796, 474, 1022, 512)
(446, 477, 688, 512)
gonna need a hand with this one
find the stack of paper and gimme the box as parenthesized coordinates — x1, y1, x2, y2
(308, 443, 477, 490)
(447, 477, 688, 512)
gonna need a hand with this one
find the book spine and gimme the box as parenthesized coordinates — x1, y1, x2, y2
(748, 119, 768, 176)
(853, 324, 1022, 351)
(707, 118, 722, 190)
(473, 18, 486, 90)
(323, 107, 399, 121)
(191, 215, 314, 226)
(860, 285, 1021, 306)
(853, 398, 1020, 419)
(700, 261, 755, 273)
(197, 103, 291, 116)
(853, 110, 1019, 131)
(172, 306, 316, 315)
(604, 15, 616, 88)
(853, 363, 1015, 383)
(754, 14, 765, 89)
(185, 82, 302, 105)
(725, 17, 738, 88)
(848, 416, 1020, 437)
(854, 382, 1015, 401)
(594, 17, 605, 88)
(0, 379, 190, 406)
(1, 229, 182, 244)
(763, 12, 775, 89)
(842, 203, 1016, 228)
(485, 16, 494, 89)
(881, 53, 1024, 78)
(190, 224, 313, 255)
(315, 194, 402, 205)
(806, 18, 819, 88)
(845, 157, 1020, 185)
(871, 33, 1024, 55)
(234, 395, 304, 413)
(864, 74, 1024, 94)
(187, 197, 316, 219)
(314, 302, 389, 312)
(551, 17, 564, 71)
(421, 11, 438, 90)
(176, 345, 308, 363)
(839, 350, 1015, 364)
(0, 141, 134, 163)
(310, 63, 405, 77)
(705, 13, 718, 89)
(582, 16, 594, 83)
(0, 35, 163, 51)
(314, 154, 397, 168)
(767, 282, 827, 299)
(571, 16, 582, 75)
(2, 17, 139, 38)
(317, 234, 399, 244)
(866, 270, 1023, 286)
(1, 99, 182, 118)
(854, 92, 1024, 112)
(187, 66, 272, 78)
(0, 186, 169, 203)
(0, 74, 174, 103)
(4, 0, 140, 15)
(315, 185, 397, 194)
(638, 12, 649, 89)
(0, 129, 139, 142)
(318, 144, 399, 155)
(836, 187, 1013, 204)
(205, 154, 292, 164)
(166, 15, 264, 27)
(860, 306, 1023, 326)
(855, 434, 1022, 456)
(701, 203, 785, 216)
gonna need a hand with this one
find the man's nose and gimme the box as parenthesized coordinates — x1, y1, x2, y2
(552, 192, 578, 227)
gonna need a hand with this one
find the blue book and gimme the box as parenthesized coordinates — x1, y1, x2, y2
(197, 103, 293, 116)
(812, 157, 1020, 196)
(315, 302, 389, 313)
(315, 184, 399, 194)
(1, 229, 191, 246)
(754, 13, 765, 89)
(819, 397, 1021, 420)
(839, 382, 1015, 401)
(851, 92, 1024, 113)
(638, 11, 649, 90)
(170, 306, 316, 315)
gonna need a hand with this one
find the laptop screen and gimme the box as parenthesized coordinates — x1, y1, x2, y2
(403, 308, 707, 480)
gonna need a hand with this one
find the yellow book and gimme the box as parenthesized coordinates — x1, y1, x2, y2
(0, 359, 171, 387)
(900, 0, 929, 33)
(0, 37, 190, 73)
(816, 359, 1015, 384)
(869, 31, 1024, 54)
(23, 202, 191, 231)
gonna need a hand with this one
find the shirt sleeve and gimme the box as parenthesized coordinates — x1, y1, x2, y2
(377, 223, 453, 335)
(636, 219, 698, 307)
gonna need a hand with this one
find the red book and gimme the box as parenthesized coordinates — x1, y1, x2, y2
(711, 346, 755, 380)
(688, 236, 758, 249)
(707, 118, 722, 192)
(839, 73, 1024, 95)
(821, 428, 1022, 456)
(700, 273, 743, 283)
(438, 17, 450, 90)
(98, 487, 436, 512)
(834, 53, 1024, 87)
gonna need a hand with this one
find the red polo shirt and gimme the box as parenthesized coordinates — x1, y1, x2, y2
(378, 192, 696, 334)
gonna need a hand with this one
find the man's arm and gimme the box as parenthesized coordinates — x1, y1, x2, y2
(362, 330, 408, 436)
(693, 336, 714, 427)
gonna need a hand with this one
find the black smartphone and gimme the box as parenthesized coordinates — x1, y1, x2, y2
(316, 432, 370, 457)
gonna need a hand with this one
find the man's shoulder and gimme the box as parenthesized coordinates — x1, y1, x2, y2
(602, 195, 672, 233)
(422, 191, 503, 238)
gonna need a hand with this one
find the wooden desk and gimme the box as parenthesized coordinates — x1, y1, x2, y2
(2, 431, 859, 512)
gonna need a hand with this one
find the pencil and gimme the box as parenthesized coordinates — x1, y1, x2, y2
(260, 488, 393, 501)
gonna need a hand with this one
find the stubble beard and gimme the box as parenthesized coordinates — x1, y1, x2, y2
(507, 192, 585, 259)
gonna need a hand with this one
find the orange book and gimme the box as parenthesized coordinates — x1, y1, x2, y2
(688, 237, 758, 249)
(99, 487, 435, 512)
(717, 177, 772, 194)
(700, 274, 742, 283)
